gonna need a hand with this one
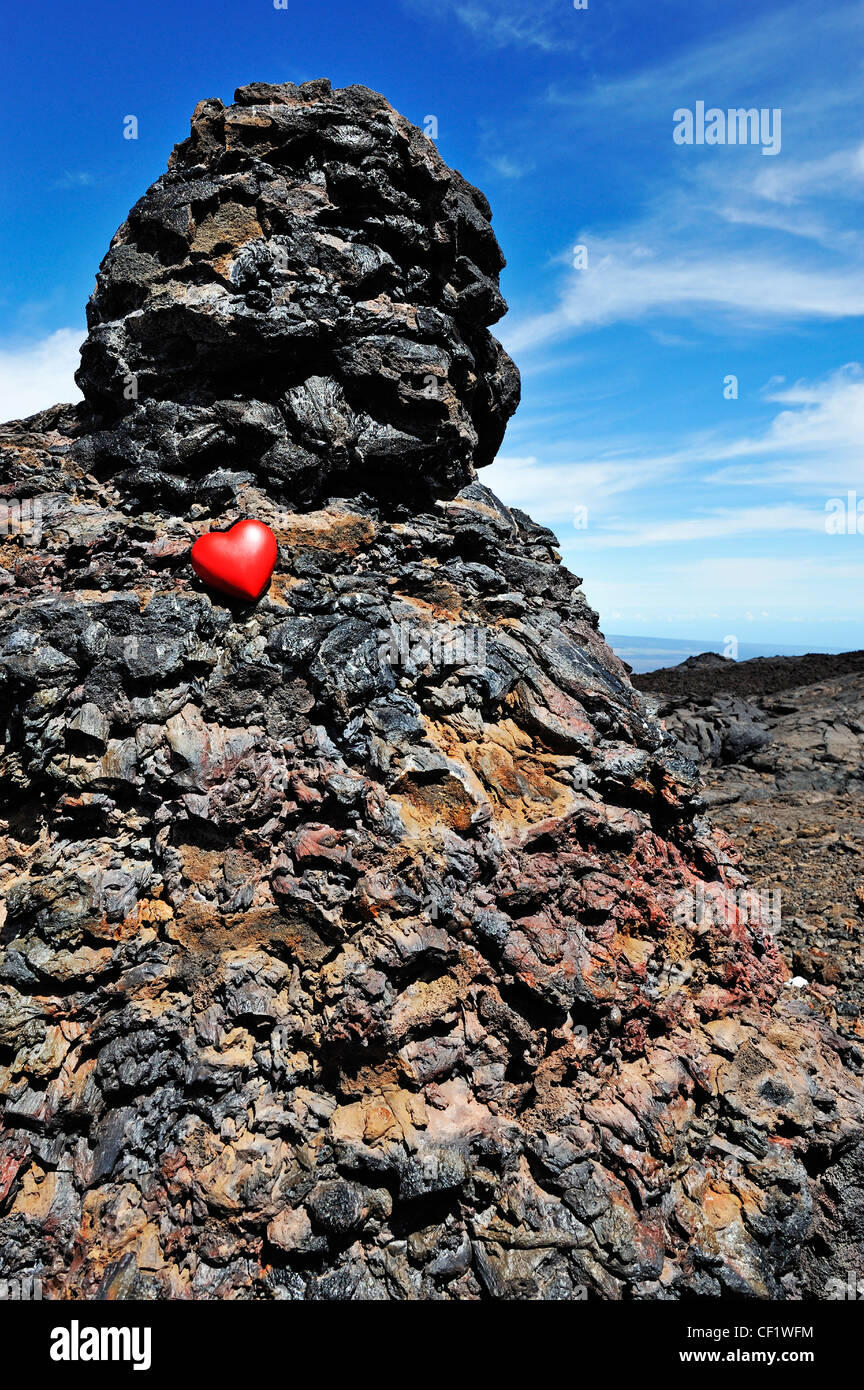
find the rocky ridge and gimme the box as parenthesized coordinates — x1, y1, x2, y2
(0, 81, 862, 1301)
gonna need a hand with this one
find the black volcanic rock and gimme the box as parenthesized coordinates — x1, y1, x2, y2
(637, 648, 864, 701)
(74, 79, 519, 510)
(637, 653, 864, 1041)
(0, 84, 863, 1303)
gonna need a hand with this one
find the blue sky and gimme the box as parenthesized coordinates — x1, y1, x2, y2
(1, 0, 863, 649)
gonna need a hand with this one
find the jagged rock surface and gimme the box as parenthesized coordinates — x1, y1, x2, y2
(75, 78, 519, 510)
(0, 82, 863, 1302)
(638, 655, 864, 1044)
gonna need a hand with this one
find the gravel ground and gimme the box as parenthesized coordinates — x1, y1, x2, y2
(636, 654, 864, 1040)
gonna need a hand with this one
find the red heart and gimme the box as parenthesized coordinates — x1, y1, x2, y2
(190, 519, 278, 601)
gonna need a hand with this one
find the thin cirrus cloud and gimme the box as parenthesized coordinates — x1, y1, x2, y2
(485, 453, 676, 521)
(497, 141, 864, 353)
(491, 6, 864, 353)
(552, 2, 864, 119)
(681, 144, 864, 254)
(502, 245, 864, 351)
(573, 505, 829, 549)
(51, 171, 96, 191)
(417, 0, 864, 641)
(409, 0, 580, 53)
(590, 364, 864, 484)
(706, 367, 864, 486)
(486, 364, 864, 534)
(748, 144, 864, 207)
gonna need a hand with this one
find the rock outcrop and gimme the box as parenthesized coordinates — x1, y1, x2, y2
(75, 78, 519, 510)
(1, 81, 862, 1301)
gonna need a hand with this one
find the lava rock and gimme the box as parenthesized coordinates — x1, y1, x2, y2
(74, 80, 519, 509)
(0, 84, 862, 1304)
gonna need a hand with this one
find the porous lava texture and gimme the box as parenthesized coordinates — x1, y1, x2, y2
(75, 79, 519, 509)
(0, 81, 862, 1302)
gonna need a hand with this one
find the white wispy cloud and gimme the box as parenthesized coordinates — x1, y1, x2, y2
(574, 504, 829, 549)
(52, 171, 96, 191)
(410, 0, 579, 52)
(700, 143, 864, 252)
(704, 365, 864, 486)
(486, 364, 864, 533)
(0, 330, 84, 423)
(486, 451, 678, 529)
(551, 2, 864, 119)
(503, 238, 864, 350)
(749, 144, 864, 206)
(490, 4, 864, 352)
(486, 154, 530, 180)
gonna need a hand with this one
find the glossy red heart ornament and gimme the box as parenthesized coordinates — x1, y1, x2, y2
(190, 519, 278, 601)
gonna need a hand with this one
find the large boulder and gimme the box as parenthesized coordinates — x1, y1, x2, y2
(74, 79, 519, 510)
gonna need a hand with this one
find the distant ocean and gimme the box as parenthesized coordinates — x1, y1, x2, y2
(606, 634, 846, 676)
